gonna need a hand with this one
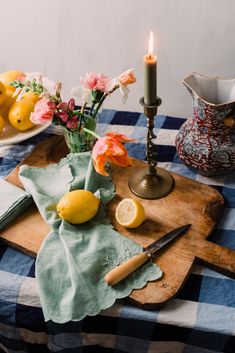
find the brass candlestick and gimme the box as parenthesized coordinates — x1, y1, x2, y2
(129, 96, 174, 199)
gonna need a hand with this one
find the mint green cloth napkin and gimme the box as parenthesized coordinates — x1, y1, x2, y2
(19, 153, 162, 323)
(0, 178, 32, 231)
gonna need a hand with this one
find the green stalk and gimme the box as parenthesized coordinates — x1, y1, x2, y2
(81, 102, 87, 113)
(92, 85, 119, 118)
(92, 93, 107, 118)
(72, 109, 81, 115)
(83, 127, 100, 140)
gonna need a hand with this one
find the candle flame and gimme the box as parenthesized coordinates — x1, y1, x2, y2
(148, 31, 154, 57)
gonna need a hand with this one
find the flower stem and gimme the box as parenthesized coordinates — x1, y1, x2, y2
(83, 127, 100, 140)
(72, 109, 80, 115)
(92, 93, 107, 117)
(89, 104, 94, 116)
(81, 102, 87, 113)
(92, 85, 119, 118)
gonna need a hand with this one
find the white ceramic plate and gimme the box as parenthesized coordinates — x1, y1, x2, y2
(0, 121, 51, 146)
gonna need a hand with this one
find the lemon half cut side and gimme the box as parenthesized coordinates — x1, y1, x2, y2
(115, 198, 146, 228)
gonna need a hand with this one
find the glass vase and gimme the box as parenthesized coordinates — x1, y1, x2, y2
(63, 116, 97, 153)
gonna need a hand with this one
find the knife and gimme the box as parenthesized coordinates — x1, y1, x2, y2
(104, 224, 191, 286)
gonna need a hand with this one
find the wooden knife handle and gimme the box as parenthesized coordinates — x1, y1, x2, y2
(104, 252, 149, 286)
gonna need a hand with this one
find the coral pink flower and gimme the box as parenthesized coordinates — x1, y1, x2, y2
(92, 132, 134, 176)
(80, 73, 109, 92)
(106, 69, 137, 103)
(30, 98, 56, 124)
(118, 69, 136, 86)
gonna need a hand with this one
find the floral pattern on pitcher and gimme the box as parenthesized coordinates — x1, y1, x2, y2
(176, 73, 235, 176)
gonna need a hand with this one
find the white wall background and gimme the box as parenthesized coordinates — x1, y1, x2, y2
(0, 0, 234, 118)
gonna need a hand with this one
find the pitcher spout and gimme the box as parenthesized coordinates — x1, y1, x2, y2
(183, 72, 235, 106)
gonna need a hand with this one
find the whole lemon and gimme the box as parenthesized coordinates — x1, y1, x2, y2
(0, 88, 17, 120)
(0, 86, 16, 110)
(0, 70, 25, 91)
(57, 190, 100, 224)
(0, 81, 6, 105)
(8, 100, 36, 131)
(0, 115, 4, 133)
(21, 91, 40, 104)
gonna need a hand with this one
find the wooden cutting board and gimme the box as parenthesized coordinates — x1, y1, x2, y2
(1, 135, 235, 308)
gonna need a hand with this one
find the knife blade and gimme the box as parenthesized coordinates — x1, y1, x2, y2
(104, 224, 191, 286)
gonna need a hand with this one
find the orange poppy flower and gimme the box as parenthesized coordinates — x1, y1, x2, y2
(92, 132, 134, 176)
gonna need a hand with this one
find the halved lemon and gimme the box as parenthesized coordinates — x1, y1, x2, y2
(115, 198, 145, 228)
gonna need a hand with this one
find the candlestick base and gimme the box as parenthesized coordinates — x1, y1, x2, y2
(129, 167, 174, 199)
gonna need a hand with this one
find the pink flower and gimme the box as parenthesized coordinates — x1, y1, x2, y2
(57, 102, 68, 111)
(66, 116, 78, 129)
(68, 98, 75, 111)
(80, 73, 109, 92)
(55, 111, 69, 123)
(55, 82, 62, 94)
(92, 132, 134, 176)
(30, 98, 56, 124)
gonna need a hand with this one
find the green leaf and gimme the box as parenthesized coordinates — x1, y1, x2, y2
(9, 80, 24, 88)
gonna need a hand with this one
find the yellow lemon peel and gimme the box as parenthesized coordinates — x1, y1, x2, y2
(8, 100, 36, 131)
(57, 190, 100, 224)
(0, 115, 4, 133)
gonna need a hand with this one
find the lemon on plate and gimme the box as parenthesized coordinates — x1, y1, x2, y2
(0, 115, 4, 133)
(0, 87, 17, 120)
(0, 81, 6, 105)
(8, 99, 36, 131)
(0, 85, 16, 105)
(115, 198, 146, 228)
(21, 91, 40, 104)
(57, 190, 100, 224)
(0, 70, 25, 91)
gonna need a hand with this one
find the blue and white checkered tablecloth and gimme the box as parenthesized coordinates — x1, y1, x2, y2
(0, 109, 235, 353)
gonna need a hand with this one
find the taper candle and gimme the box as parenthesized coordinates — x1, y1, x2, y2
(144, 31, 157, 106)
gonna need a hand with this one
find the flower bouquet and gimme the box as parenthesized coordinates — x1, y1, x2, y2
(11, 70, 136, 176)
(12, 70, 136, 153)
